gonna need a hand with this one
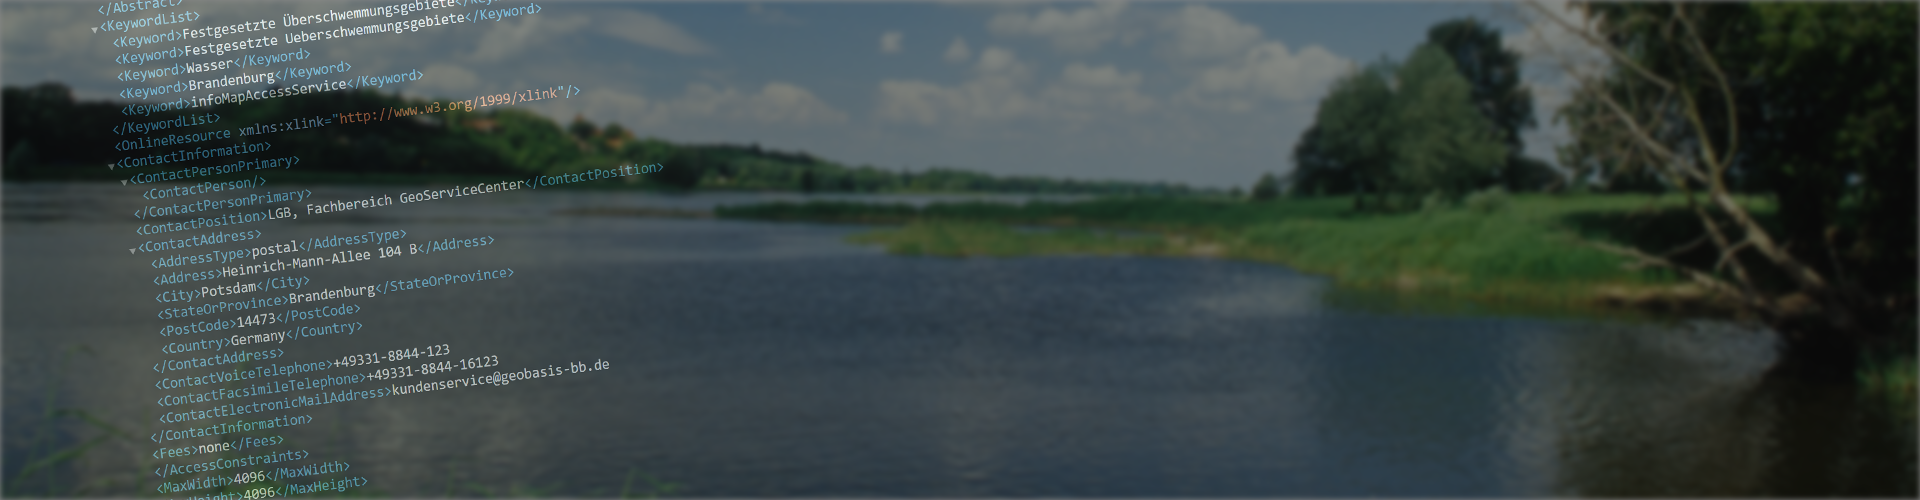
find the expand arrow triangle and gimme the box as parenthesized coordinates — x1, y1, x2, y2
(92, 27, 98, 33)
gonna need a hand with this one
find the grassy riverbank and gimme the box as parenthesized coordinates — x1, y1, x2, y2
(721, 193, 1743, 316)
(726, 193, 1917, 409)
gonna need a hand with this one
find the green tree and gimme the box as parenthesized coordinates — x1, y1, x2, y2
(1299, 60, 1396, 207)
(1540, 1, 1915, 376)
(1427, 18, 1534, 150)
(797, 168, 817, 193)
(567, 114, 597, 141)
(1286, 126, 1344, 196)
(652, 148, 708, 189)
(1740, 3, 1916, 331)
(1293, 45, 1507, 210)
(1249, 172, 1280, 201)
(1386, 44, 1510, 203)
(1426, 18, 1556, 190)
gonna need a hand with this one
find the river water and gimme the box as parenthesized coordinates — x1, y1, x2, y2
(4, 182, 1912, 496)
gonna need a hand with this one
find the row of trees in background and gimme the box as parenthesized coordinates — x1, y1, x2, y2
(1286, 18, 1559, 208)
(1, 83, 1200, 196)
(556, 116, 1200, 195)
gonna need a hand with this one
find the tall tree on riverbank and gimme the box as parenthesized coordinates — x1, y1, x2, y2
(1533, 1, 1915, 377)
(1291, 46, 1508, 208)
(1426, 18, 1560, 190)
(1290, 63, 1393, 201)
(1250, 172, 1280, 201)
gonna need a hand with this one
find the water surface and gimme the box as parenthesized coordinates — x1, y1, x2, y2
(5, 182, 1912, 496)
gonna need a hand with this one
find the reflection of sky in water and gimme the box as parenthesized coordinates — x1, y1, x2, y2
(4, 183, 1911, 496)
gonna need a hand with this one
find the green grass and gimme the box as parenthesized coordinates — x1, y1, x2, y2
(1859, 353, 1917, 416)
(7, 344, 143, 497)
(1231, 196, 1687, 303)
(849, 221, 1180, 257)
(1858, 320, 1919, 422)
(722, 193, 1762, 315)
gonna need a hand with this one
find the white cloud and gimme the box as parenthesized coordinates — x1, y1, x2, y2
(1179, 41, 1350, 112)
(469, 11, 712, 61)
(880, 31, 904, 54)
(974, 2, 1346, 115)
(412, 63, 485, 97)
(944, 37, 973, 63)
(1506, 1, 1605, 75)
(880, 2, 1355, 129)
(876, 80, 963, 126)
(2, 5, 102, 70)
(469, 13, 589, 62)
(877, 47, 1037, 125)
(875, 75, 1033, 125)
(746, 82, 849, 124)
(1505, 0, 1609, 165)
(1058, 63, 1139, 89)
(668, 82, 847, 125)
(597, 11, 715, 56)
(987, 1, 1131, 53)
(972, 46, 1029, 78)
(1042, 63, 1155, 116)
(1157, 5, 1263, 61)
(878, 48, 1155, 126)
(612, 82, 846, 128)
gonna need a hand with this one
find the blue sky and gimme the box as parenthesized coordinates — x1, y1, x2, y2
(5, 1, 1582, 188)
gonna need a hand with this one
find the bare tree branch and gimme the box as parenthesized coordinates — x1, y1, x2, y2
(1694, 205, 1759, 295)
(1660, 234, 1710, 257)
(1708, 190, 1832, 292)
(1674, 5, 1741, 170)
(1580, 237, 1763, 308)
(1525, 2, 1680, 92)
(1526, 0, 1849, 325)
(1713, 239, 1753, 275)
(1543, 56, 1702, 181)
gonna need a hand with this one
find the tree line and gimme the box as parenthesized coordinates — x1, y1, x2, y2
(2, 83, 1201, 196)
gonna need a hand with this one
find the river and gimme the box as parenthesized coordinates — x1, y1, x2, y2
(4, 182, 1912, 496)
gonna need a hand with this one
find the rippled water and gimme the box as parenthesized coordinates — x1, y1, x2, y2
(5, 182, 1913, 496)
